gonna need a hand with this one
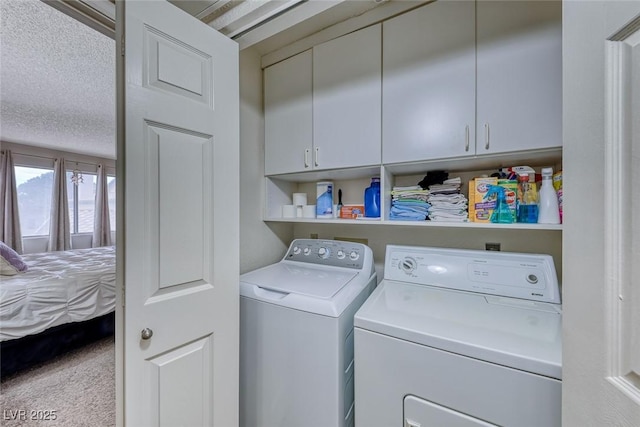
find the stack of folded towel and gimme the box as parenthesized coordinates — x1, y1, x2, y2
(427, 177, 469, 222)
(389, 185, 430, 221)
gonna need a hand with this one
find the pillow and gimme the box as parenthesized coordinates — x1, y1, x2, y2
(0, 242, 28, 276)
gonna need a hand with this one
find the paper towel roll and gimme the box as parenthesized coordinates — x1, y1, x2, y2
(292, 193, 307, 206)
(282, 205, 296, 218)
(302, 205, 316, 218)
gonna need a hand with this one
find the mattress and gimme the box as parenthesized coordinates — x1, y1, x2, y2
(0, 246, 115, 342)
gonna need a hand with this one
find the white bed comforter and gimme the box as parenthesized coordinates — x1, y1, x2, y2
(0, 246, 115, 342)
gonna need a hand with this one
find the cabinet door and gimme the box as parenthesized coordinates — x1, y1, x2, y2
(382, 0, 475, 164)
(313, 24, 381, 170)
(477, 0, 562, 155)
(264, 50, 313, 175)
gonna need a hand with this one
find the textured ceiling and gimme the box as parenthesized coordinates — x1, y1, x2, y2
(0, 0, 396, 160)
(1, 0, 116, 159)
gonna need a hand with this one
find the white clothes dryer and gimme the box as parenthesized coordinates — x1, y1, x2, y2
(240, 239, 376, 427)
(354, 245, 562, 427)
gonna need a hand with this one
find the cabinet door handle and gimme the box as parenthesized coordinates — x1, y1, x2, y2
(304, 149, 310, 168)
(484, 123, 490, 150)
(314, 147, 319, 167)
(465, 125, 470, 152)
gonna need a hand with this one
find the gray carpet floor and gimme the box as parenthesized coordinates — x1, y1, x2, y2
(0, 337, 115, 427)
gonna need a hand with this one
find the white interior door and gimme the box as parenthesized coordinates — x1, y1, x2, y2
(599, 13, 640, 423)
(116, 1, 239, 425)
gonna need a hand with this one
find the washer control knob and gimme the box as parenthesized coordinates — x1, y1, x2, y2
(349, 251, 360, 261)
(400, 257, 417, 274)
(292, 246, 301, 255)
(318, 247, 331, 259)
(337, 250, 346, 259)
(303, 247, 311, 256)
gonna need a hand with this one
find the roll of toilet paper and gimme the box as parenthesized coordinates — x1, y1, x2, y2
(296, 206, 303, 218)
(282, 205, 296, 218)
(302, 205, 316, 218)
(292, 193, 307, 206)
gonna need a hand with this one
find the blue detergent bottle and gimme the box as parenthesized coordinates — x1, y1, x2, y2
(517, 175, 539, 223)
(484, 185, 514, 224)
(364, 177, 381, 218)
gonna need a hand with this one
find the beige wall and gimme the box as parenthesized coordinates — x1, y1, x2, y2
(239, 48, 292, 274)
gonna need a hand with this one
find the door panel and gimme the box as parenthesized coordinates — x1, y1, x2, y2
(145, 27, 212, 104)
(476, 0, 561, 154)
(150, 125, 208, 287)
(152, 336, 213, 427)
(118, 1, 239, 426)
(264, 50, 312, 175)
(382, 0, 475, 164)
(313, 24, 381, 170)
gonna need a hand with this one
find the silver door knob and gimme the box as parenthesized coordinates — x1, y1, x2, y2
(141, 328, 153, 340)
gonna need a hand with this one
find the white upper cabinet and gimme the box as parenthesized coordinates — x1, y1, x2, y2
(476, 0, 562, 155)
(313, 24, 382, 170)
(264, 50, 313, 175)
(264, 0, 562, 176)
(382, 0, 476, 165)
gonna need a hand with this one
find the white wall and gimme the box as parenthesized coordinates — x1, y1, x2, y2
(239, 48, 293, 273)
(563, 1, 640, 424)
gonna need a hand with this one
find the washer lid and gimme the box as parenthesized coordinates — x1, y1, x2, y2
(354, 280, 562, 379)
(240, 262, 358, 299)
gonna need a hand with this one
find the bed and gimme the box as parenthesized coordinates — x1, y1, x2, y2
(1, 246, 115, 376)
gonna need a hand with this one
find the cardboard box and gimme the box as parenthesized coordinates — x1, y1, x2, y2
(497, 179, 518, 223)
(469, 177, 497, 223)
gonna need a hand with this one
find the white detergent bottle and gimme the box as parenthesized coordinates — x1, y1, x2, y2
(538, 167, 560, 224)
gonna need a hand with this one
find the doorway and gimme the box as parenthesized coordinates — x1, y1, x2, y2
(0, 0, 117, 425)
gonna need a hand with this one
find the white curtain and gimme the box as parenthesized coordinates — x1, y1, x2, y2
(0, 150, 23, 253)
(92, 164, 111, 247)
(48, 158, 71, 251)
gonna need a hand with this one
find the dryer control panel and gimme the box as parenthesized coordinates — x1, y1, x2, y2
(284, 239, 371, 270)
(384, 245, 561, 304)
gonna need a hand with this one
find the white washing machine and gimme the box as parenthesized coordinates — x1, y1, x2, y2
(240, 239, 376, 427)
(354, 245, 562, 427)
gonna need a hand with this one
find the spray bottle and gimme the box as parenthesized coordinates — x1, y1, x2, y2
(483, 185, 514, 224)
(501, 166, 539, 223)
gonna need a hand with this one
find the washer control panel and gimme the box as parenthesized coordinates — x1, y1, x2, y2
(285, 239, 367, 269)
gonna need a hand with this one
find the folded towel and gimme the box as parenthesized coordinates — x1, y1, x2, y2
(427, 202, 468, 210)
(390, 204, 429, 221)
(443, 177, 462, 185)
(429, 214, 469, 222)
(427, 194, 467, 203)
(392, 185, 423, 191)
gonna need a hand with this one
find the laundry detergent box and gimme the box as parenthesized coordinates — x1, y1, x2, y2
(340, 205, 365, 219)
(469, 177, 497, 222)
(497, 179, 518, 223)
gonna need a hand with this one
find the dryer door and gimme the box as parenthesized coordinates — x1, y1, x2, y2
(404, 395, 496, 427)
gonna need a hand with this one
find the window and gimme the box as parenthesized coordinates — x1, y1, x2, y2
(15, 166, 54, 236)
(13, 157, 116, 241)
(66, 171, 97, 234)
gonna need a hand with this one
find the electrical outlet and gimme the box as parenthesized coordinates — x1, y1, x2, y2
(485, 242, 501, 251)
